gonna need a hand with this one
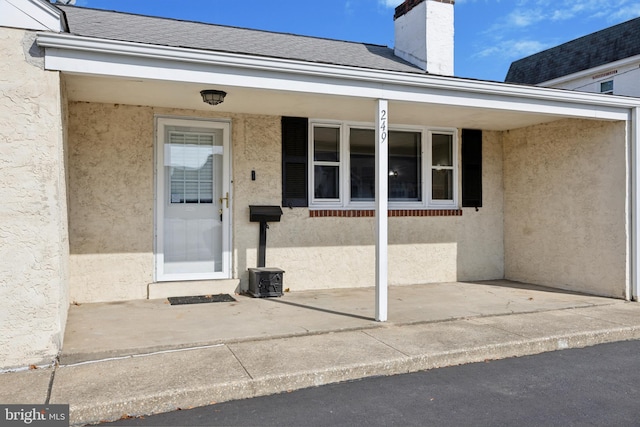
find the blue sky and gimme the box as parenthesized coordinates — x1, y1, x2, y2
(62, 0, 640, 82)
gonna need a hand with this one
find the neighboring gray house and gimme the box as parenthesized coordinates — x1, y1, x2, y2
(505, 16, 640, 96)
(2, 0, 640, 371)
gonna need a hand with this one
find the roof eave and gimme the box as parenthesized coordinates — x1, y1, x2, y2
(36, 32, 640, 118)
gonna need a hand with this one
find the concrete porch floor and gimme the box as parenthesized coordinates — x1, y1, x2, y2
(5, 280, 640, 426)
(61, 280, 622, 365)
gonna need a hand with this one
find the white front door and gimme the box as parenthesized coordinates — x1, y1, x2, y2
(155, 117, 231, 281)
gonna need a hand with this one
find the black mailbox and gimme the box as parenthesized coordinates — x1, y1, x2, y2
(249, 205, 283, 223)
(248, 205, 284, 271)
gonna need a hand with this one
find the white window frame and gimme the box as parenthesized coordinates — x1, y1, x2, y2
(308, 119, 458, 210)
(309, 122, 344, 207)
(600, 79, 614, 94)
(428, 129, 458, 207)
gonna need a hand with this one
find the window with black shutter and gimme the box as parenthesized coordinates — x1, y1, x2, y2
(282, 117, 309, 207)
(461, 129, 482, 208)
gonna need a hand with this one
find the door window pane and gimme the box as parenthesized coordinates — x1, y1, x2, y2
(168, 132, 215, 204)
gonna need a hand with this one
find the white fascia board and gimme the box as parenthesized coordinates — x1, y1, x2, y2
(2, 0, 63, 32)
(541, 54, 640, 88)
(37, 33, 640, 120)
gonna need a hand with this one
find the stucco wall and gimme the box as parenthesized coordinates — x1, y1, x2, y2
(67, 103, 155, 302)
(68, 103, 242, 302)
(503, 119, 627, 298)
(0, 28, 68, 369)
(68, 102, 505, 301)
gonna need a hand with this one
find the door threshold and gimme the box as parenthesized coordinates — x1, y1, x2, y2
(148, 279, 240, 299)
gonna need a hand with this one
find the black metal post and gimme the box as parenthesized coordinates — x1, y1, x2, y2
(258, 221, 267, 268)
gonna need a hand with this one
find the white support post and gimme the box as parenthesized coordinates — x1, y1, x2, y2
(375, 99, 389, 321)
(632, 107, 640, 301)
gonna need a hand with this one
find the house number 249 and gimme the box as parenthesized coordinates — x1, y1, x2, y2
(380, 109, 387, 143)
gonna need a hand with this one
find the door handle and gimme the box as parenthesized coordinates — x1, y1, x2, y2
(219, 192, 229, 208)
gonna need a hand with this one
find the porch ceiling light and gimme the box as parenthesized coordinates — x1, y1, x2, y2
(200, 90, 227, 106)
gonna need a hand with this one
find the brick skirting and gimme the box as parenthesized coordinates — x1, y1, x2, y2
(309, 209, 463, 218)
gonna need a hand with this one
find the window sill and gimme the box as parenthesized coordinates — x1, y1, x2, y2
(309, 209, 462, 218)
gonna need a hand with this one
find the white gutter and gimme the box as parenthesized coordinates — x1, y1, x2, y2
(36, 33, 640, 114)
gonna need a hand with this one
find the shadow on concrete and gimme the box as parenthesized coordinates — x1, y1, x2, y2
(263, 297, 374, 322)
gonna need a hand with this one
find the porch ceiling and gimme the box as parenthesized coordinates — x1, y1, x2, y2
(64, 74, 565, 131)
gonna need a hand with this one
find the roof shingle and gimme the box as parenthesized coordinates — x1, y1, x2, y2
(505, 16, 640, 85)
(57, 5, 422, 74)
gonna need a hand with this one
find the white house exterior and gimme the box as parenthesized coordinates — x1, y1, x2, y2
(2, 0, 640, 371)
(506, 16, 640, 97)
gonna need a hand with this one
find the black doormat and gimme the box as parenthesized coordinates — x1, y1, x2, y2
(168, 294, 236, 306)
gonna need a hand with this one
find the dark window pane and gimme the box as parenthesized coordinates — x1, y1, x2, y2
(314, 127, 340, 162)
(389, 131, 421, 201)
(350, 128, 375, 201)
(349, 129, 422, 202)
(432, 133, 453, 167)
(432, 169, 453, 200)
(600, 80, 613, 93)
(314, 166, 339, 199)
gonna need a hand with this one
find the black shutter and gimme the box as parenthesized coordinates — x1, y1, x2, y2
(282, 117, 308, 207)
(461, 129, 482, 208)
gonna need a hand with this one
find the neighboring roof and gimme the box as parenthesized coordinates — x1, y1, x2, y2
(0, 0, 65, 32)
(56, 5, 422, 74)
(505, 16, 640, 85)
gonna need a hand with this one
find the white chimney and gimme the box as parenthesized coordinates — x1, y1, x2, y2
(394, 0, 454, 76)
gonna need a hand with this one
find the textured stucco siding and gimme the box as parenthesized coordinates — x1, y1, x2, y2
(503, 119, 627, 298)
(0, 28, 69, 369)
(67, 103, 155, 302)
(67, 102, 505, 301)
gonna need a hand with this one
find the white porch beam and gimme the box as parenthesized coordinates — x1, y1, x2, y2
(375, 99, 389, 322)
(37, 33, 637, 122)
(632, 107, 640, 301)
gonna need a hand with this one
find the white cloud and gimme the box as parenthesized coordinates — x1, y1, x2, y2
(475, 39, 549, 60)
(609, 4, 640, 21)
(505, 9, 545, 27)
(378, 0, 402, 8)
